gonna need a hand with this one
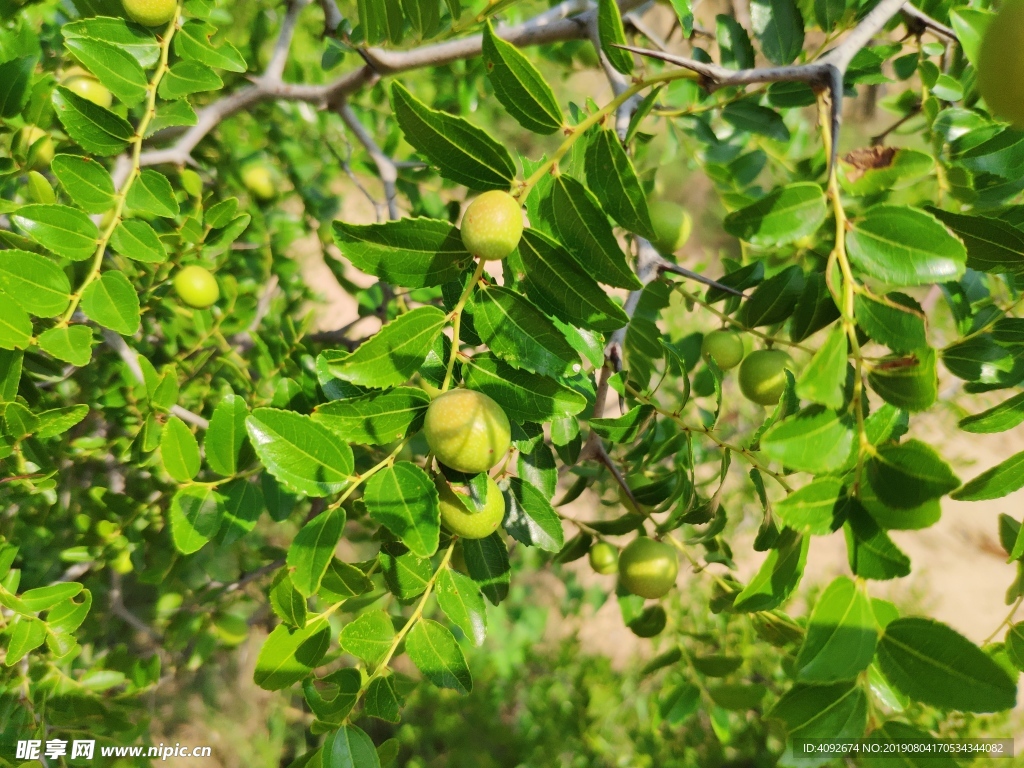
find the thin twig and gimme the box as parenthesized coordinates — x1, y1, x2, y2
(338, 103, 400, 220)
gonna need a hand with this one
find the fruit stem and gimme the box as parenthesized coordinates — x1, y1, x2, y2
(343, 539, 457, 723)
(56, 6, 181, 329)
(441, 258, 487, 392)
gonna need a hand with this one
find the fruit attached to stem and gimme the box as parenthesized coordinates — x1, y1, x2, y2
(460, 190, 523, 261)
(173, 265, 220, 309)
(64, 73, 113, 109)
(618, 538, 678, 599)
(437, 474, 506, 539)
(589, 542, 619, 575)
(701, 329, 746, 371)
(648, 200, 692, 255)
(122, 0, 176, 26)
(16, 126, 53, 171)
(738, 349, 795, 406)
(242, 163, 277, 201)
(423, 389, 511, 474)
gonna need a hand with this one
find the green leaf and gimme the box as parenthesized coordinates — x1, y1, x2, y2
(403, 0, 440, 37)
(333, 218, 472, 288)
(0, 57, 34, 118)
(0, 304, 32, 351)
(35, 404, 89, 438)
(840, 148, 933, 196)
(942, 336, 1014, 382)
(717, 14, 755, 69)
(174, 20, 247, 72)
(796, 325, 847, 408)
(502, 477, 564, 552)
(770, 682, 867, 746)
(204, 393, 249, 476)
(951, 450, 1024, 501)
(4, 617, 46, 666)
(169, 485, 223, 554)
(364, 463, 440, 558)
(80, 270, 140, 335)
(548, 175, 643, 290)
(590, 404, 654, 443)
(406, 619, 472, 694)
(858, 481, 939, 531)
(584, 130, 654, 239)
(436, 567, 487, 646)
(750, 0, 804, 65)
(339, 610, 395, 669)
(125, 169, 180, 218)
(0, 250, 70, 317)
(795, 576, 877, 681)
(959, 391, 1024, 433)
(160, 415, 201, 482)
(391, 82, 515, 191)
(322, 725, 381, 768)
(928, 207, 1024, 275)
(463, 353, 587, 423)
(774, 478, 845, 536)
(876, 617, 1017, 712)
(847, 205, 966, 286)
(64, 37, 147, 105)
(246, 409, 354, 497)
(844, 500, 911, 580)
(19, 582, 83, 612)
(761, 407, 854, 474)
(473, 285, 581, 378)
(1006, 622, 1024, 673)
(365, 675, 402, 723)
(462, 532, 510, 605)
(738, 265, 804, 327)
(481, 22, 562, 134)
(158, 60, 222, 99)
(319, 559, 373, 602)
(597, 0, 633, 74)
(854, 292, 927, 353)
(37, 325, 93, 365)
(11, 204, 97, 262)
(330, 307, 447, 389)
(722, 101, 790, 142)
(52, 86, 133, 156)
(867, 439, 960, 509)
(217, 478, 264, 546)
(379, 549, 432, 599)
(51, 154, 116, 213)
(288, 507, 347, 597)
(518, 228, 629, 332)
(789, 271, 840, 342)
(723, 183, 826, 246)
(254, 616, 331, 690)
(110, 218, 168, 263)
(733, 528, 808, 612)
(269, 569, 306, 628)
(313, 387, 429, 445)
(867, 348, 937, 412)
(62, 17, 160, 68)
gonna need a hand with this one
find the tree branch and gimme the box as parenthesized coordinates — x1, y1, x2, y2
(140, 0, 647, 167)
(338, 102, 400, 220)
(265, 0, 313, 82)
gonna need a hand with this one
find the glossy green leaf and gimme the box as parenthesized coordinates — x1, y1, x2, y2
(733, 528, 808, 612)
(246, 409, 354, 497)
(0, 250, 70, 317)
(204, 393, 249, 477)
(392, 82, 515, 191)
(269, 569, 306, 628)
(854, 292, 927, 353)
(951, 450, 1024, 501)
(847, 205, 966, 286)
(339, 610, 395, 669)
(288, 507, 347, 597)
(774, 478, 845, 536)
(51, 154, 116, 213)
(62, 17, 160, 68)
(64, 37, 147, 105)
(590, 404, 654, 443)
(5, 617, 47, 666)
(436, 567, 487, 646)
(174, 20, 247, 72)
(462, 532, 510, 605)
(254, 616, 331, 690)
(463, 353, 587, 423)
(169, 485, 223, 555)
(0, 304, 32, 351)
(161, 415, 201, 482)
(876, 617, 1017, 712)
(333, 218, 472, 288)
(322, 724, 381, 768)
(158, 60, 222, 99)
(81, 270, 140, 335)
(473, 285, 581, 378)
(35, 405, 89, 438)
(19, 582, 82, 612)
(126, 169, 180, 218)
(796, 325, 847, 408)
(329, 307, 447, 389)
(597, 0, 633, 73)
(795, 576, 877, 681)
(481, 21, 562, 134)
(110, 218, 168, 263)
(738, 265, 804, 327)
(723, 183, 826, 246)
(313, 387, 429, 445)
(584, 130, 654, 239)
(364, 463, 440, 558)
(502, 477, 564, 552)
(867, 439, 960, 509)
(37, 325, 93, 365)
(52, 86, 133, 156)
(761, 407, 854, 474)
(217, 477, 264, 546)
(867, 348, 937, 412)
(11, 204, 98, 262)
(750, 0, 804, 65)
(844, 500, 912, 580)
(0, 57, 34, 118)
(770, 681, 867, 746)
(406, 619, 472, 694)
(929, 207, 1024, 275)
(378, 549, 432, 599)
(959, 391, 1024, 433)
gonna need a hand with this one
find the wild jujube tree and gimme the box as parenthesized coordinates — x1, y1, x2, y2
(2, 0, 1024, 764)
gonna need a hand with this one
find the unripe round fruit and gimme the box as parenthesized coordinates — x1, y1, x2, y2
(423, 389, 511, 474)
(978, 0, 1024, 128)
(122, 0, 176, 26)
(648, 200, 692, 255)
(242, 163, 276, 201)
(588, 542, 619, 575)
(618, 537, 678, 599)
(64, 76, 113, 109)
(173, 265, 220, 309)
(701, 329, 745, 370)
(18, 126, 53, 171)
(738, 349, 795, 406)
(460, 190, 523, 261)
(437, 474, 506, 539)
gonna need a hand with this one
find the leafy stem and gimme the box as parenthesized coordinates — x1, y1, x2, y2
(441, 258, 487, 392)
(327, 438, 409, 513)
(672, 285, 812, 352)
(344, 539, 456, 723)
(58, 7, 181, 328)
